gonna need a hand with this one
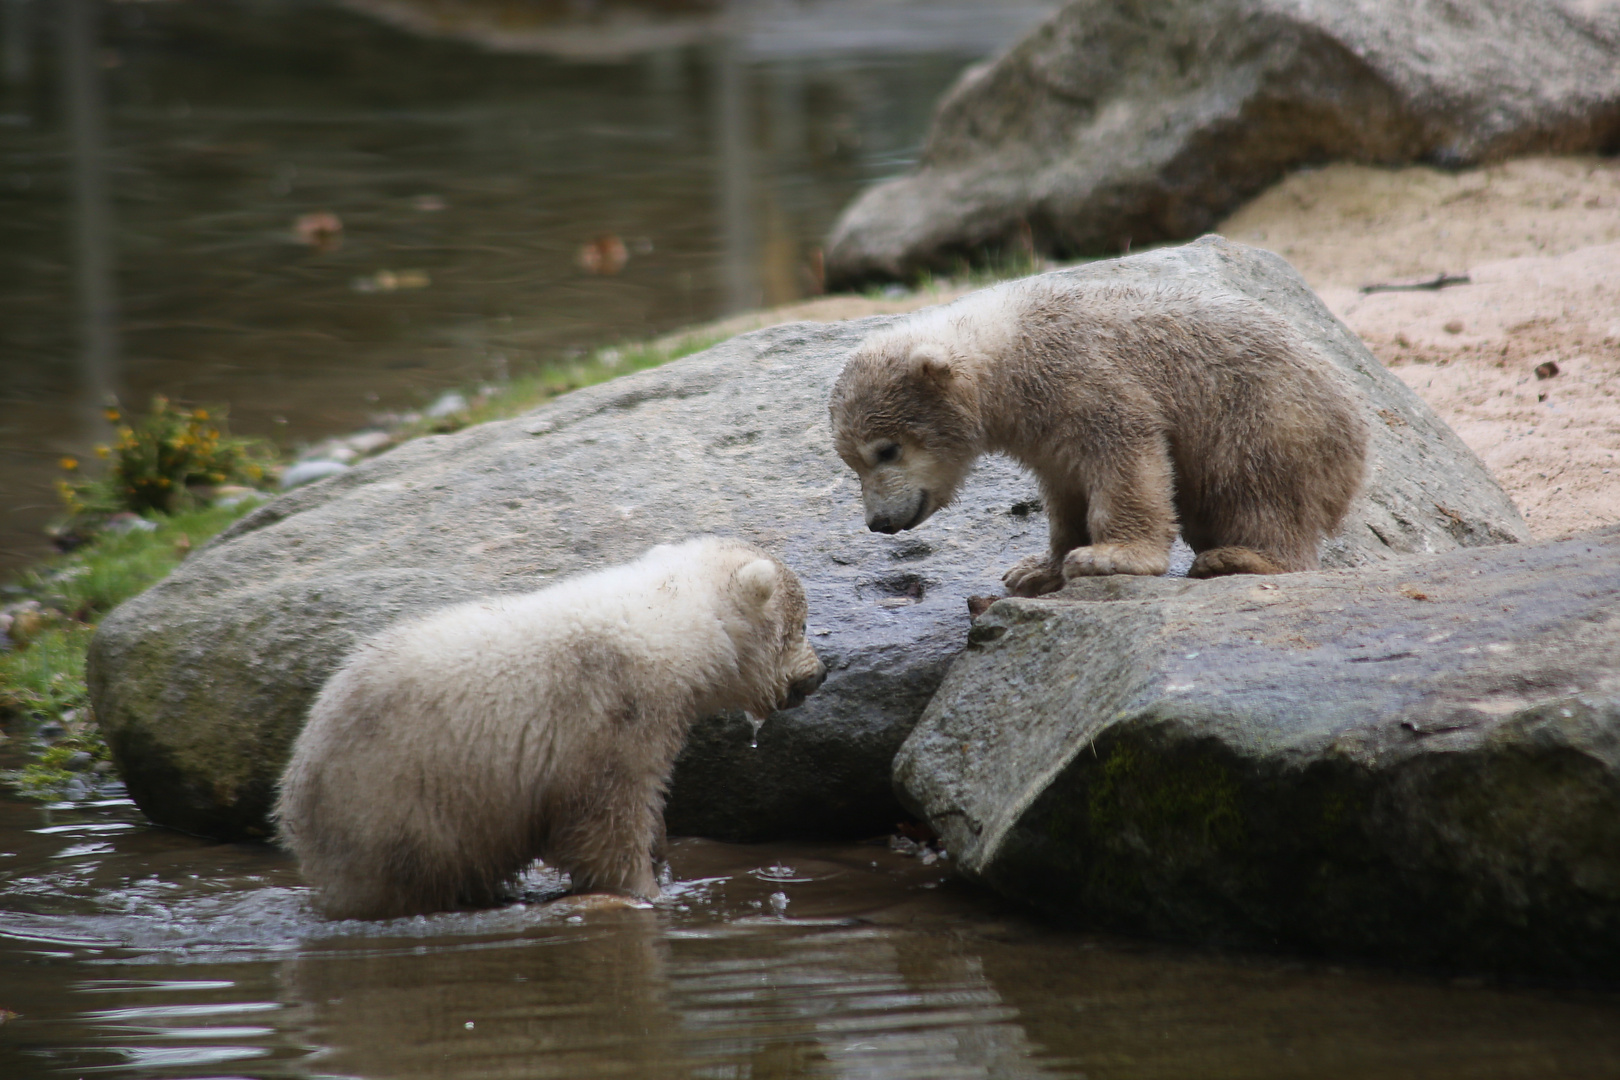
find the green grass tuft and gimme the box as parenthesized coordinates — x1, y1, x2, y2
(1, 500, 265, 801)
(403, 335, 724, 436)
(0, 331, 725, 803)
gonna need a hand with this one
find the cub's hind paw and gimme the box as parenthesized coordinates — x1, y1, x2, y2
(1062, 543, 1170, 578)
(1002, 553, 1065, 597)
(1188, 546, 1289, 578)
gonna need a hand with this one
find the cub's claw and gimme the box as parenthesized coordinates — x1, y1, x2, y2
(1002, 553, 1066, 597)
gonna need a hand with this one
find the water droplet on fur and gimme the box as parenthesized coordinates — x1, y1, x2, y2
(746, 712, 765, 748)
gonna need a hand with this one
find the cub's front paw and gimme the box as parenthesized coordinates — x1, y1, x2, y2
(1062, 543, 1171, 578)
(1002, 553, 1066, 597)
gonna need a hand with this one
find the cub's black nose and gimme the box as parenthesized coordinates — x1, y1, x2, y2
(782, 668, 827, 709)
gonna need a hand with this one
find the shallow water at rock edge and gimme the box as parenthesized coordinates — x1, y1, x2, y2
(4, 776, 1620, 1080)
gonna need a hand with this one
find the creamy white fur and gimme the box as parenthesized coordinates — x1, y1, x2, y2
(274, 537, 824, 920)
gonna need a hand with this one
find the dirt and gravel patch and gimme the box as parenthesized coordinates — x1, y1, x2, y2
(1229, 156, 1620, 540)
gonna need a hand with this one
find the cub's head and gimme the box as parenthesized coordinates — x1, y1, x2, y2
(727, 549, 825, 719)
(829, 331, 982, 535)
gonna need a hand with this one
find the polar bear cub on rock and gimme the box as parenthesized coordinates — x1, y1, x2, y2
(275, 537, 825, 920)
(830, 275, 1368, 595)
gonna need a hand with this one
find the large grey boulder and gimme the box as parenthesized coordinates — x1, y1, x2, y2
(897, 526, 1620, 979)
(826, 0, 1620, 286)
(88, 237, 1523, 843)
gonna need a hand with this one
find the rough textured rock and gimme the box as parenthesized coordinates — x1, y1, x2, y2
(825, 0, 1620, 286)
(88, 237, 1523, 843)
(897, 526, 1620, 979)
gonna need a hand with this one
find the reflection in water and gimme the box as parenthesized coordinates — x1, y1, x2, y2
(293, 917, 1052, 1080)
(2, 0, 30, 87)
(4, 794, 1620, 1080)
(58, 0, 118, 439)
(712, 3, 756, 316)
(285, 909, 694, 1080)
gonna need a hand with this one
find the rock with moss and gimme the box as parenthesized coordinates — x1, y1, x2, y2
(897, 526, 1620, 979)
(825, 0, 1620, 286)
(88, 237, 1524, 844)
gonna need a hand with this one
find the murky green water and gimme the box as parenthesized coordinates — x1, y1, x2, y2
(6, 4, 1620, 1076)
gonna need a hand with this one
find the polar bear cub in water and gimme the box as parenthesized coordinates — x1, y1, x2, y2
(275, 537, 826, 920)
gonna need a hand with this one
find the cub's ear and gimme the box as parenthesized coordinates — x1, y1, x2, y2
(736, 559, 778, 607)
(909, 345, 954, 390)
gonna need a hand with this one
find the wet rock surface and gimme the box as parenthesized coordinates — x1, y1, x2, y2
(89, 238, 1522, 843)
(897, 526, 1620, 979)
(825, 0, 1620, 286)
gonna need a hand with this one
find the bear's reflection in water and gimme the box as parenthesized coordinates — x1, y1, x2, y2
(279, 863, 1050, 1080)
(273, 839, 1620, 1080)
(10, 824, 1620, 1079)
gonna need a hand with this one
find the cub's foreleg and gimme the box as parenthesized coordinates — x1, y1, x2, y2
(1060, 437, 1176, 581)
(544, 719, 680, 900)
(1002, 484, 1088, 597)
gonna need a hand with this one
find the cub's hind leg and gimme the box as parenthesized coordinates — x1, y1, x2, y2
(1187, 546, 1290, 578)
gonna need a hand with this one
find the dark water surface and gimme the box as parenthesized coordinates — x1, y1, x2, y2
(5, 781, 1620, 1080)
(0, 0, 1048, 572)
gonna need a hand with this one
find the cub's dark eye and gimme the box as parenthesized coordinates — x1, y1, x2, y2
(875, 443, 901, 464)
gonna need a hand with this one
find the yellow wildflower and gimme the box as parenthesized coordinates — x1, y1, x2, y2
(59, 456, 78, 471)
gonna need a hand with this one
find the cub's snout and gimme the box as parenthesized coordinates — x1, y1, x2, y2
(782, 663, 826, 709)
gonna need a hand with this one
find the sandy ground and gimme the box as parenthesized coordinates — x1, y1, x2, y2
(1225, 156, 1620, 540)
(695, 155, 1620, 541)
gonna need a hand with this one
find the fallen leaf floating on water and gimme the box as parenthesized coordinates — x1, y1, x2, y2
(352, 269, 431, 293)
(293, 211, 343, 251)
(577, 234, 629, 275)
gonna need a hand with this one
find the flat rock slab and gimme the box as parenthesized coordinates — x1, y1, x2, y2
(898, 526, 1620, 979)
(826, 0, 1620, 286)
(88, 238, 1523, 843)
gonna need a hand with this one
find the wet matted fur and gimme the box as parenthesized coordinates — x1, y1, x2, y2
(274, 537, 825, 919)
(829, 275, 1368, 595)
